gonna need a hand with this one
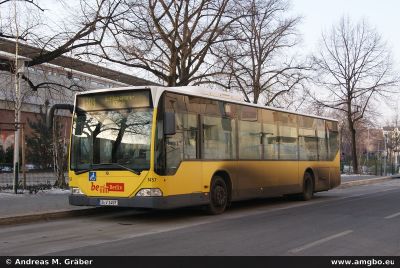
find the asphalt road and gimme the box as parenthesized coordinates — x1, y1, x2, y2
(1, 179, 400, 256)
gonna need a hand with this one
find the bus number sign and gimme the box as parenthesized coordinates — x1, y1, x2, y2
(77, 91, 151, 111)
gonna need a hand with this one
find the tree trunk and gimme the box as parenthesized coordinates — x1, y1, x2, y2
(253, 83, 260, 104)
(53, 116, 67, 188)
(349, 122, 358, 174)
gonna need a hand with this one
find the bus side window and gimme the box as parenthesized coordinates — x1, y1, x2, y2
(317, 119, 328, 161)
(299, 116, 318, 161)
(277, 113, 298, 160)
(203, 115, 236, 159)
(238, 106, 262, 159)
(182, 113, 198, 160)
(327, 121, 339, 160)
(166, 132, 183, 172)
(165, 113, 184, 173)
(262, 110, 278, 160)
(165, 111, 198, 173)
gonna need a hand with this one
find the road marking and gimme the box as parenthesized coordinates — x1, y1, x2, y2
(289, 230, 353, 253)
(384, 212, 400, 219)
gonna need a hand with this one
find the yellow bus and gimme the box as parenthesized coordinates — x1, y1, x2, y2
(48, 86, 340, 214)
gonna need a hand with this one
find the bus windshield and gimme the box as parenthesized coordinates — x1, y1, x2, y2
(70, 90, 153, 173)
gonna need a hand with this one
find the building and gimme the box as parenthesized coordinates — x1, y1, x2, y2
(0, 37, 153, 166)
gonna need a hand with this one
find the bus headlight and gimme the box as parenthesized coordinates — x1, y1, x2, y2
(136, 188, 163, 197)
(71, 187, 84, 195)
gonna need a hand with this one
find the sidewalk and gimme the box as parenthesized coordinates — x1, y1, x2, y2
(0, 189, 76, 218)
(339, 174, 394, 188)
(0, 189, 94, 225)
(341, 174, 393, 183)
(0, 174, 397, 224)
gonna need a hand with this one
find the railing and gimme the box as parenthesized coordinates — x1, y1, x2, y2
(341, 159, 400, 175)
(0, 171, 69, 192)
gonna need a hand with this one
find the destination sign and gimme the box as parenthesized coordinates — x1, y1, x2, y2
(76, 90, 151, 111)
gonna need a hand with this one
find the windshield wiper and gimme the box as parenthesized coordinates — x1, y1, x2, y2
(92, 163, 142, 175)
(74, 169, 91, 175)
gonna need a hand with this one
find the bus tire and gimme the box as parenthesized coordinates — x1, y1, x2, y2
(206, 176, 228, 215)
(300, 171, 314, 201)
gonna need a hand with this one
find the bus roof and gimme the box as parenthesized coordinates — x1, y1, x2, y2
(76, 86, 339, 122)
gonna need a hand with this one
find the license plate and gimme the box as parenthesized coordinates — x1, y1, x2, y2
(99, 199, 118, 206)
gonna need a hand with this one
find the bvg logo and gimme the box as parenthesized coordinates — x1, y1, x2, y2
(91, 182, 124, 193)
(107, 183, 124, 192)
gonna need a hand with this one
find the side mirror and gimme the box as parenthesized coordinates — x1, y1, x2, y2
(46, 104, 74, 130)
(164, 112, 176, 135)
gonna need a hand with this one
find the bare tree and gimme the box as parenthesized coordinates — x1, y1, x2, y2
(0, 0, 43, 40)
(212, 0, 308, 106)
(0, 0, 123, 91)
(312, 16, 399, 173)
(89, 0, 242, 86)
(0, 0, 43, 11)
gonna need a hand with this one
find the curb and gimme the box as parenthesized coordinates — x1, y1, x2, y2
(338, 176, 394, 189)
(0, 207, 113, 226)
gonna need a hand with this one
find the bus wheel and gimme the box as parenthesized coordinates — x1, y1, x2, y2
(207, 176, 228, 215)
(300, 171, 314, 201)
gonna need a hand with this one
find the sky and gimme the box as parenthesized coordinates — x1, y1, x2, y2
(292, 0, 400, 64)
(291, 0, 400, 122)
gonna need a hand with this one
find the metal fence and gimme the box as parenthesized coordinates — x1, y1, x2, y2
(0, 171, 69, 190)
(341, 156, 400, 175)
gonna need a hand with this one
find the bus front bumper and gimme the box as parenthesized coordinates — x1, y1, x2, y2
(69, 193, 209, 209)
